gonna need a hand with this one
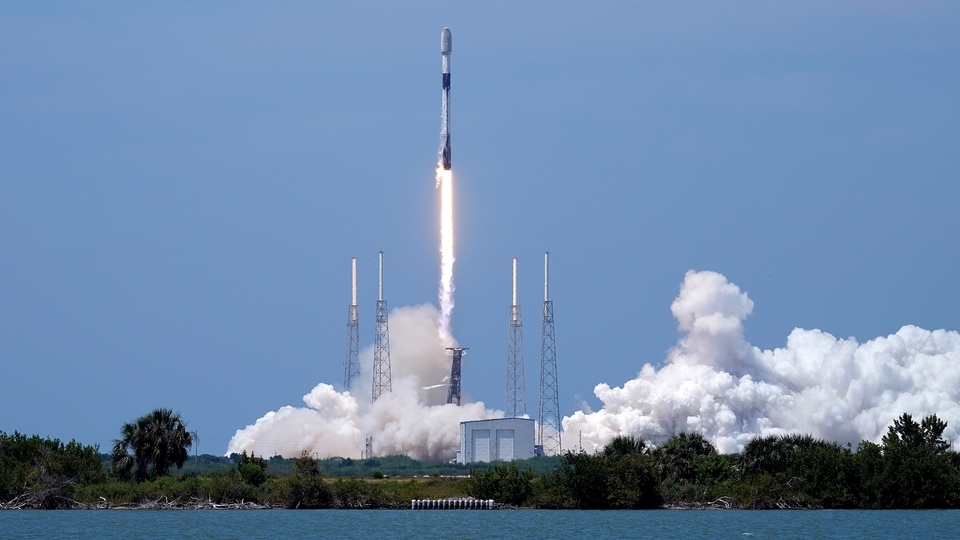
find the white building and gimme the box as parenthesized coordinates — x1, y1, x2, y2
(457, 418, 536, 464)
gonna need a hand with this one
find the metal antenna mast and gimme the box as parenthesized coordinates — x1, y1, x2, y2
(372, 251, 392, 401)
(538, 251, 561, 454)
(446, 347, 468, 406)
(344, 257, 360, 390)
(506, 258, 526, 417)
(363, 437, 373, 459)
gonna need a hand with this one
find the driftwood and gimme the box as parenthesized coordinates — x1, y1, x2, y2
(101, 496, 284, 510)
(1, 493, 284, 510)
(708, 496, 735, 509)
(662, 493, 819, 510)
(3, 493, 474, 510)
(0, 487, 79, 510)
(663, 497, 742, 510)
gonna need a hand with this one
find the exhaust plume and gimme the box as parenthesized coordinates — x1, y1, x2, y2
(564, 270, 960, 454)
(227, 303, 501, 460)
(436, 168, 455, 343)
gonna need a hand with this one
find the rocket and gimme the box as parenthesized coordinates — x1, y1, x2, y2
(440, 27, 452, 170)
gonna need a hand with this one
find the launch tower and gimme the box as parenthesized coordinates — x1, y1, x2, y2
(372, 251, 392, 401)
(344, 257, 360, 390)
(538, 252, 561, 454)
(506, 258, 526, 417)
(446, 347, 468, 406)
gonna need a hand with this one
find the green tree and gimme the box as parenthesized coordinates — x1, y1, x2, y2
(538, 444, 661, 509)
(655, 432, 717, 485)
(734, 433, 858, 508)
(877, 413, 959, 508)
(467, 463, 534, 506)
(602, 434, 647, 458)
(111, 408, 193, 482)
(537, 451, 604, 508)
(853, 440, 884, 508)
(604, 452, 661, 508)
(236, 451, 268, 487)
(739, 434, 786, 477)
(332, 476, 387, 508)
(739, 433, 830, 478)
(882, 413, 950, 455)
(280, 451, 332, 508)
(0, 431, 104, 507)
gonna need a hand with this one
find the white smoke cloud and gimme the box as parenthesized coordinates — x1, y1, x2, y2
(564, 270, 960, 454)
(227, 303, 501, 460)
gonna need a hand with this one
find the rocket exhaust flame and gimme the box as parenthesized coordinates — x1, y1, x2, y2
(437, 167, 455, 342)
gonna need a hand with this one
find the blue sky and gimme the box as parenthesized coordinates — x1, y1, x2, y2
(2, 1, 959, 455)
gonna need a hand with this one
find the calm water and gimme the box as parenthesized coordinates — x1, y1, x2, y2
(2, 509, 959, 539)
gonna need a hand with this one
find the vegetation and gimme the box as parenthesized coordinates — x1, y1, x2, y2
(7, 411, 960, 510)
(277, 451, 333, 508)
(236, 451, 268, 487)
(536, 436, 661, 509)
(466, 463, 535, 506)
(111, 408, 193, 482)
(0, 431, 103, 508)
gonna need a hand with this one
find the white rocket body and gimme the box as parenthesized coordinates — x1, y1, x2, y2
(440, 28, 452, 170)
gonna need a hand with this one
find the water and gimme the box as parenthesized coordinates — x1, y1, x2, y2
(2, 509, 959, 539)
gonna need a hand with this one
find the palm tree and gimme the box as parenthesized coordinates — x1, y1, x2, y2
(739, 433, 830, 478)
(655, 432, 717, 484)
(112, 408, 193, 481)
(602, 434, 647, 458)
(739, 434, 781, 477)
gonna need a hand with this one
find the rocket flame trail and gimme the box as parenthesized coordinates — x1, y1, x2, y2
(437, 167, 455, 342)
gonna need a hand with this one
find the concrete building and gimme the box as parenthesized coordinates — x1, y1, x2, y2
(457, 418, 535, 464)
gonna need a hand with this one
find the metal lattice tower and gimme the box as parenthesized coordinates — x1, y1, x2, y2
(363, 436, 373, 459)
(538, 251, 561, 455)
(344, 257, 360, 390)
(372, 251, 392, 401)
(506, 258, 526, 417)
(446, 347, 468, 406)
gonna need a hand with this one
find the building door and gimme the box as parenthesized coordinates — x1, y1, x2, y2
(473, 429, 491, 462)
(497, 429, 515, 461)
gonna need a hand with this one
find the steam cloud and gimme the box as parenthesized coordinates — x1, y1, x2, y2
(227, 304, 501, 460)
(565, 270, 960, 454)
(230, 270, 960, 460)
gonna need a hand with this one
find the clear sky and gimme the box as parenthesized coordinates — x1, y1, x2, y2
(2, 1, 959, 456)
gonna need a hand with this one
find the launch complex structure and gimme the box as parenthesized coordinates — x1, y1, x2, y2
(339, 28, 562, 458)
(340, 252, 561, 457)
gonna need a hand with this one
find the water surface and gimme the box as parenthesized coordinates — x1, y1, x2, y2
(2, 509, 959, 539)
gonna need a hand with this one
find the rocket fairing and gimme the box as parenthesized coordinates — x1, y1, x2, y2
(440, 27, 452, 170)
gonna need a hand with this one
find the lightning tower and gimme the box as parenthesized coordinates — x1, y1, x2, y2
(446, 347, 468, 406)
(538, 252, 561, 454)
(344, 257, 360, 390)
(506, 258, 526, 417)
(372, 251, 392, 401)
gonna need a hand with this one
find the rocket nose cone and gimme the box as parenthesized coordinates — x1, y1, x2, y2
(441, 27, 452, 54)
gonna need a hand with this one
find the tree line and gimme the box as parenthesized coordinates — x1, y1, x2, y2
(499, 412, 960, 509)
(4, 409, 960, 509)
